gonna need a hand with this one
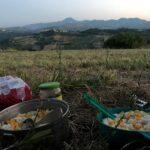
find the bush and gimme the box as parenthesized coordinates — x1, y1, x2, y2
(0, 39, 10, 50)
(104, 32, 145, 49)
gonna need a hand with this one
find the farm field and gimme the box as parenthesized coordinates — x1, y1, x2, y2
(0, 49, 150, 149)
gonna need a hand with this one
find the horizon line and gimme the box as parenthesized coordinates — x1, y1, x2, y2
(1, 17, 150, 28)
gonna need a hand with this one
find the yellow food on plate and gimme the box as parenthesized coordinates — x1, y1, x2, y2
(103, 110, 150, 131)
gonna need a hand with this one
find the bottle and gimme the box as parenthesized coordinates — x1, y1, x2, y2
(39, 82, 62, 100)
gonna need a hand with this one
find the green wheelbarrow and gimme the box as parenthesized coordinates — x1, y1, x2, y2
(83, 93, 150, 146)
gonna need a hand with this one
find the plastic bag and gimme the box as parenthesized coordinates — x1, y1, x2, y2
(0, 76, 32, 108)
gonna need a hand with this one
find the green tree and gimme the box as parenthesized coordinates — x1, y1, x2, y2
(0, 39, 9, 51)
(104, 32, 145, 49)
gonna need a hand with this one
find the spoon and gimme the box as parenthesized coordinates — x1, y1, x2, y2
(35, 108, 62, 127)
(22, 108, 62, 129)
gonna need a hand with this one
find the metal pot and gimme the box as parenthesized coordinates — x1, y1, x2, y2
(0, 99, 69, 149)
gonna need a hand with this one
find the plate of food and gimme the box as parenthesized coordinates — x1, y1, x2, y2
(82, 92, 150, 144)
(97, 108, 150, 141)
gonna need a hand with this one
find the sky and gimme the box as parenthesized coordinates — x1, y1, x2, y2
(0, 0, 150, 27)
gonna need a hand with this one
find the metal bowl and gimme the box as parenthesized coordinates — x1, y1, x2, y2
(0, 98, 69, 136)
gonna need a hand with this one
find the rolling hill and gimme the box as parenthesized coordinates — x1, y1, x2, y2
(5, 17, 150, 32)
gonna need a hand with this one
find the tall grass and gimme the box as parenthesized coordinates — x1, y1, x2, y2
(0, 49, 150, 92)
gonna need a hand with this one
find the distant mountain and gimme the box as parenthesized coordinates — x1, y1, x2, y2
(62, 17, 78, 24)
(5, 17, 150, 32)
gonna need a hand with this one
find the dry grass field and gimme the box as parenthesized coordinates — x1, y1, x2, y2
(1, 49, 150, 90)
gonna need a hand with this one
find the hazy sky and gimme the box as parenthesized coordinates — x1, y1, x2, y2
(0, 0, 150, 27)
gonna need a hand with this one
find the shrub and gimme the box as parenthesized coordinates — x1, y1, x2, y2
(104, 32, 145, 49)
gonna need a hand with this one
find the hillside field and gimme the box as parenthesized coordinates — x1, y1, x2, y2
(1, 49, 150, 92)
(0, 49, 150, 149)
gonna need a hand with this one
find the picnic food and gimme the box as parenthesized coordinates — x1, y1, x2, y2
(0, 76, 32, 108)
(103, 110, 150, 131)
(0, 109, 51, 131)
(39, 82, 62, 100)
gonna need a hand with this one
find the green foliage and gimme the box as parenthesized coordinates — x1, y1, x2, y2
(35, 33, 54, 48)
(1, 29, 150, 51)
(0, 39, 10, 50)
(80, 28, 102, 35)
(146, 36, 150, 45)
(104, 32, 145, 49)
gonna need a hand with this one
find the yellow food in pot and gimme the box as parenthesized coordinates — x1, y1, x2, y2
(0, 109, 50, 131)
